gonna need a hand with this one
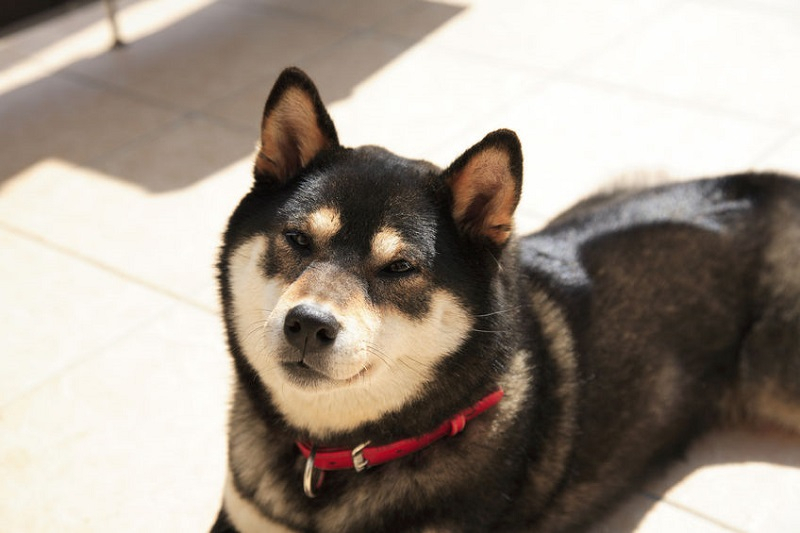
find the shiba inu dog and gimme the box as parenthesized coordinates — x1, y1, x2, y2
(212, 67, 800, 532)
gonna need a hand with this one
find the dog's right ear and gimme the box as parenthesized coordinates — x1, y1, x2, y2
(443, 129, 523, 247)
(254, 67, 339, 185)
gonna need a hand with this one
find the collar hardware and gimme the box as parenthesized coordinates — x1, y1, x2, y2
(303, 446, 325, 498)
(351, 440, 371, 472)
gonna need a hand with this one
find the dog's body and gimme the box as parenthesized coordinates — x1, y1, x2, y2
(213, 68, 800, 532)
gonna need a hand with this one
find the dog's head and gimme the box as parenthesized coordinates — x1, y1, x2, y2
(219, 68, 523, 439)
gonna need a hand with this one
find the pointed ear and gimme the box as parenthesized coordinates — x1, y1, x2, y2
(254, 67, 339, 184)
(443, 129, 523, 246)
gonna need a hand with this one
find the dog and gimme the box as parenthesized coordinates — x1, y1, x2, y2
(212, 67, 800, 532)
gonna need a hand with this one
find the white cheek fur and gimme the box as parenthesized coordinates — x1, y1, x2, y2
(227, 236, 474, 438)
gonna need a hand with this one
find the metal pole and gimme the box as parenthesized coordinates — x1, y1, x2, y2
(102, 0, 125, 49)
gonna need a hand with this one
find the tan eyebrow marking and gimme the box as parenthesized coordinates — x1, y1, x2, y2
(306, 207, 342, 243)
(371, 227, 405, 265)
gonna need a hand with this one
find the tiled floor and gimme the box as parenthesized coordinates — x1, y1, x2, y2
(1, 0, 799, 531)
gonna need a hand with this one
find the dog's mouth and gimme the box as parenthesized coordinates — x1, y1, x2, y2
(280, 359, 373, 388)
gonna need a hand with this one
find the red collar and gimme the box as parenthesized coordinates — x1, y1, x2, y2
(296, 389, 504, 497)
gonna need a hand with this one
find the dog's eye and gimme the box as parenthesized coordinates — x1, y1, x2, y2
(383, 259, 415, 275)
(285, 230, 311, 249)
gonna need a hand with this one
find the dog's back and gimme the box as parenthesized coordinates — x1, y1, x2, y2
(512, 173, 800, 530)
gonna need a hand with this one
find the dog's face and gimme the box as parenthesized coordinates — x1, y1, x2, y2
(220, 68, 523, 438)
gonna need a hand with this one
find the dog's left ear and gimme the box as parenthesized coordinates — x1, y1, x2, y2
(254, 67, 339, 185)
(443, 129, 523, 246)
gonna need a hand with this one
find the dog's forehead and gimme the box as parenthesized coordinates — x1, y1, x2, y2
(283, 147, 440, 247)
(329, 147, 437, 204)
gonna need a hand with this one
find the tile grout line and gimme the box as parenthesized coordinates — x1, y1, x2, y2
(0, 297, 182, 412)
(191, 0, 402, 113)
(0, 220, 219, 316)
(556, 0, 800, 131)
(218, 0, 420, 35)
(546, 67, 799, 131)
(56, 68, 258, 138)
(216, 0, 333, 27)
(50, 69, 258, 167)
(640, 491, 748, 533)
(194, 27, 380, 117)
(563, 0, 684, 74)
(692, 0, 800, 17)
(377, 1, 799, 134)
(749, 126, 800, 168)
(57, 67, 188, 115)
(80, 108, 254, 172)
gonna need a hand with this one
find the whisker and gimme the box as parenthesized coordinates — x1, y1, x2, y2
(398, 361, 426, 378)
(365, 345, 430, 379)
(472, 306, 522, 318)
(243, 322, 267, 344)
(396, 355, 428, 378)
(366, 346, 394, 369)
(472, 328, 507, 334)
(489, 251, 504, 273)
(359, 363, 370, 385)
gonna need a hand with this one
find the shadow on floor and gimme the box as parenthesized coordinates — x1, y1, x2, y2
(0, 0, 463, 192)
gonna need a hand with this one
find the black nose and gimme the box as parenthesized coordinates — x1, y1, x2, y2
(283, 304, 341, 352)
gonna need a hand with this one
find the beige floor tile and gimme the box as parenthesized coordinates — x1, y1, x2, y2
(0, 0, 221, 89)
(91, 113, 255, 192)
(644, 429, 800, 533)
(0, 120, 254, 310)
(756, 133, 800, 175)
(207, 31, 544, 159)
(0, 73, 179, 181)
(581, 2, 800, 124)
(592, 494, 734, 533)
(65, 1, 351, 110)
(0, 228, 175, 407)
(223, 0, 419, 29)
(318, 42, 546, 161)
(0, 0, 180, 96)
(374, 0, 470, 43)
(725, 0, 800, 12)
(204, 31, 423, 134)
(432, 81, 788, 222)
(0, 43, 25, 73)
(378, 0, 674, 71)
(199, 71, 279, 138)
(0, 0, 114, 62)
(0, 304, 230, 533)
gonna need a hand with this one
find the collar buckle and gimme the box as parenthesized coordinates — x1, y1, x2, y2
(351, 441, 371, 472)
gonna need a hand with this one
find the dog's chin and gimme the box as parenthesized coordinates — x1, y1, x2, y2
(278, 359, 374, 390)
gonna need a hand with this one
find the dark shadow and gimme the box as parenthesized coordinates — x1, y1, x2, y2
(0, 0, 464, 192)
(0, 0, 100, 44)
